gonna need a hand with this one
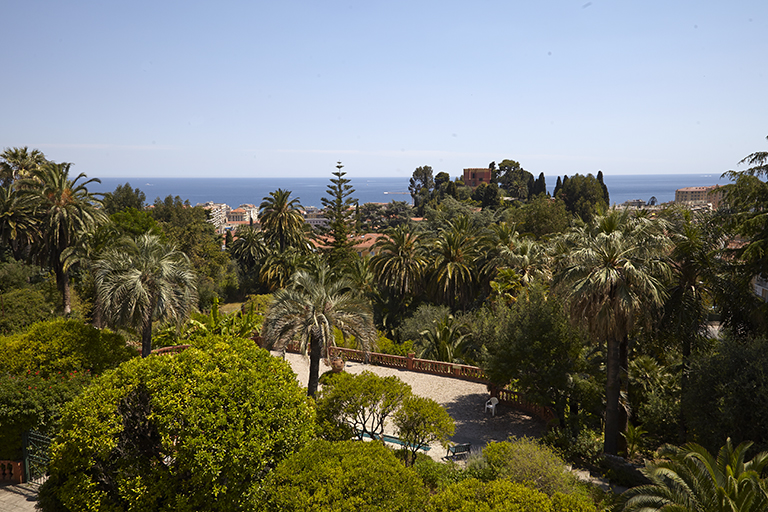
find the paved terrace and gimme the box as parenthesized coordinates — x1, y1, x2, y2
(277, 351, 546, 459)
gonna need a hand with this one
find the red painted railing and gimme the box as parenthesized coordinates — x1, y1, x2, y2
(151, 344, 192, 356)
(491, 387, 558, 424)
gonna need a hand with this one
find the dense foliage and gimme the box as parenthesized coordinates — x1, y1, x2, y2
(0, 318, 135, 377)
(261, 439, 428, 511)
(617, 439, 768, 512)
(426, 478, 596, 512)
(38, 335, 315, 512)
(0, 370, 92, 460)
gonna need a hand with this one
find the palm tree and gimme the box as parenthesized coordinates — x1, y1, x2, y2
(554, 210, 670, 454)
(618, 439, 768, 512)
(660, 208, 725, 438)
(259, 188, 306, 252)
(427, 216, 480, 311)
(370, 224, 427, 301)
(20, 162, 107, 314)
(262, 264, 375, 396)
(0, 146, 47, 186)
(229, 226, 269, 272)
(0, 185, 39, 259)
(417, 314, 471, 363)
(258, 248, 309, 292)
(94, 233, 198, 357)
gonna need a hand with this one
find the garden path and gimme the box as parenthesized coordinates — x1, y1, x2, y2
(278, 351, 546, 460)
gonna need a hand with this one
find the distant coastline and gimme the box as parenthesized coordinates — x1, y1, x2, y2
(88, 174, 731, 210)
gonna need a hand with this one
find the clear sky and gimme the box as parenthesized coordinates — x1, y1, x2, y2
(2, 1, 766, 179)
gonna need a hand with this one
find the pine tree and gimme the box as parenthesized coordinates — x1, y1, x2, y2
(321, 162, 358, 267)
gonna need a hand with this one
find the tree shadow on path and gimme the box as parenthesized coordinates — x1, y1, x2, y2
(443, 392, 546, 451)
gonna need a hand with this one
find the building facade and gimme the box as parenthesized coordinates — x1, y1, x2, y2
(463, 168, 492, 188)
(674, 185, 723, 208)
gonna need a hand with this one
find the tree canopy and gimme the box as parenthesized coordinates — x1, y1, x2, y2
(38, 335, 316, 512)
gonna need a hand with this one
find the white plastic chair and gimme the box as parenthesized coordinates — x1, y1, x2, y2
(485, 397, 499, 417)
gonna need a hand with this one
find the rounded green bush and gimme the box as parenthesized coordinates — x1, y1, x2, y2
(426, 478, 596, 512)
(0, 288, 55, 335)
(38, 336, 315, 512)
(261, 439, 428, 511)
(426, 478, 552, 512)
(0, 318, 136, 377)
(482, 437, 582, 496)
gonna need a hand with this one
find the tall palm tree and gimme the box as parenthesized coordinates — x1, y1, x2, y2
(20, 162, 107, 314)
(259, 188, 306, 252)
(262, 265, 375, 396)
(618, 439, 768, 512)
(94, 233, 198, 357)
(370, 224, 427, 301)
(0, 146, 47, 186)
(554, 210, 670, 454)
(428, 217, 480, 311)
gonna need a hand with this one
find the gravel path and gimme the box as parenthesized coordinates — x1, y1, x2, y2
(276, 352, 546, 460)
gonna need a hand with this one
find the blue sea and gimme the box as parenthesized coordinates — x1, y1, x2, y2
(89, 174, 731, 209)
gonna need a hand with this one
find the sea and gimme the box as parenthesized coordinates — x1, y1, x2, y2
(88, 174, 731, 210)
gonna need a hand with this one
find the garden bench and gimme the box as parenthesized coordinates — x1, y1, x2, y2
(445, 443, 471, 460)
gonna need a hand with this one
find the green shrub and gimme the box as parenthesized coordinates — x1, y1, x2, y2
(543, 427, 604, 467)
(0, 288, 55, 335)
(427, 478, 597, 512)
(427, 478, 560, 512)
(376, 332, 415, 356)
(413, 455, 464, 491)
(684, 334, 768, 453)
(0, 319, 136, 377)
(261, 439, 428, 511)
(241, 293, 273, 316)
(38, 335, 315, 512)
(398, 304, 451, 344)
(482, 437, 583, 497)
(0, 370, 92, 460)
(0, 259, 49, 293)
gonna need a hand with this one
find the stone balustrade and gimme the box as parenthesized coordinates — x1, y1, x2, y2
(0, 460, 23, 484)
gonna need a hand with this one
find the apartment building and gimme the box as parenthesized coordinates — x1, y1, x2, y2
(674, 185, 723, 208)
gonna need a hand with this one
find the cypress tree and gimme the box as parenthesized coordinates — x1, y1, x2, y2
(533, 172, 547, 197)
(554, 176, 562, 196)
(597, 170, 610, 205)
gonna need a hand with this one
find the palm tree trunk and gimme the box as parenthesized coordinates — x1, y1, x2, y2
(307, 328, 322, 397)
(59, 267, 71, 315)
(617, 335, 629, 455)
(679, 335, 691, 443)
(604, 336, 621, 455)
(141, 323, 153, 358)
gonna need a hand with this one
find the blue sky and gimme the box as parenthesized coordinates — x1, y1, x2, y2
(2, 1, 766, 179)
